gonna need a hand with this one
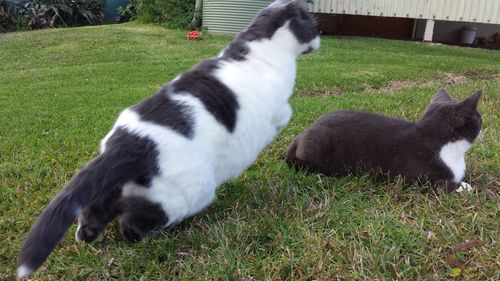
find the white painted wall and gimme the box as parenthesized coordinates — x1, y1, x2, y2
(309, 0, 500, 25)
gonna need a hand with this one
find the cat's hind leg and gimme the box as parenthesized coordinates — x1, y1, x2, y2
(272, 103, 292, 133)
(117, 197, 168, 242)
(116, 173, 217, 242)
(75, 187, 122, 243)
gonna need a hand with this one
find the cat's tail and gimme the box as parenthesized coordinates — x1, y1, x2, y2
(17, 150, 141, 279)
(285, 134, 307, 170)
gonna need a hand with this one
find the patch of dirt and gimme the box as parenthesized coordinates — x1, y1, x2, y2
(463, 69, 500, 81)
(300, 86, 347, 97)
(299, 69, 499, 97)
(365, 79, 437, 93)
(445, 239, 484, 268)
(447, 239, 484, 254)
(439, 73, 467, 85)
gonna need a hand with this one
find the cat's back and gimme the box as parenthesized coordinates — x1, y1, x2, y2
(287, 110, 415, 176)
(312, 110, 412, 134)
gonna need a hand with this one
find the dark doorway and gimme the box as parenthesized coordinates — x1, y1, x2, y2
(315, 13, 415, 40)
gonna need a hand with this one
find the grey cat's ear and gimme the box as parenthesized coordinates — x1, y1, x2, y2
(432, 88, 452, 103)
(291, 0, 309, 9)
(450, 90, 481, 127)
(461, 90, 482, 109)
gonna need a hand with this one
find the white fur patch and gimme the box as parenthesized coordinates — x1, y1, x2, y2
(456, 181, 474, 193)
(17, 264, 33, 279)
(439, 139, 471, 184)
(99, 23, 319, 228)
(310, 36, 321, 50)
(75, 221, 83, 243)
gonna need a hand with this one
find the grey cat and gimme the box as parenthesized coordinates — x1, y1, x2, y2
(286, 89, 482, 192)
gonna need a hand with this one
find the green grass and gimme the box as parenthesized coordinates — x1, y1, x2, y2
(1, 22, 499, 280)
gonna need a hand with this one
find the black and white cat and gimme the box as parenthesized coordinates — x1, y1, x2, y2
(286, 89, 482, 192)
(17, 0, 319, 278)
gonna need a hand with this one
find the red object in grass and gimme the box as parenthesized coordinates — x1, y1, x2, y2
(187, 31, 201, 40)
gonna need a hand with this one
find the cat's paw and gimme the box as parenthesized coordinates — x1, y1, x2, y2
(75, 223, 100, 243)
(119, 222, 145, 243)
(456, 181, 474, 193)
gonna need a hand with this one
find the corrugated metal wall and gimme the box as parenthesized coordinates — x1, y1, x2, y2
(420, 20, 500, 42)
(308, 0, 500, 24)
(203, 0, 272, 34)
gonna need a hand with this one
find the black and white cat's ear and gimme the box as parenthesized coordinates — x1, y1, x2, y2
(273, 0, 292, 4)
(461, 90, 482, 109)
(269, 0, 308, 9)
(268, 0, 292, 8)
(432, 88, 452, 103)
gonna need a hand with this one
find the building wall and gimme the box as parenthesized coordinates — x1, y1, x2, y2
(203, 0, 271, 34)
(308, 0, 500, 25)
(414, 20, 500, 43)
(314, 13, 341, 34)
(316, 14, 414, 39)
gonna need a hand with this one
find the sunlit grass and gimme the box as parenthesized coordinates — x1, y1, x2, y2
(1, 22, 499, 280)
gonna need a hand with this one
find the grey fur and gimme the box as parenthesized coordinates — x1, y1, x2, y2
(286, 89, 482, 191)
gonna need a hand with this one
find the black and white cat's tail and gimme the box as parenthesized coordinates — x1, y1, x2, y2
(17, 151, 141, 279)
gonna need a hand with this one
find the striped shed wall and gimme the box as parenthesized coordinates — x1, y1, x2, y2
(308, 0, 500, 25)
(203, 0, 272, 34)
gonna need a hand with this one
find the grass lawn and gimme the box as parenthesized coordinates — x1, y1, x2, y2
(0, 22, 499, 280)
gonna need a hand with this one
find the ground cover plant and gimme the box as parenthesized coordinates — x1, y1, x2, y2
(0, 23, 499, 280)
(0, 0, 105, 32)
(132, 0, 196, 29)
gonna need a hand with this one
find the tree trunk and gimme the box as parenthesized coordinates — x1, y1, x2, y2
(191, 0, 203, 28)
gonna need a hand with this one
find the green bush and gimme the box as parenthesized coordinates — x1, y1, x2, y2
(134, 0, 195, 29)
(0, 0, 21, 32)
(1, 0, 104, 32)
(19, 0, 105, 29)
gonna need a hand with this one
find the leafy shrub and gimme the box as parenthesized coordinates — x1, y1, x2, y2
(65, 0, 105, 26)
(134, 0, 195, 29)
(14, 0, 104, 30)
(19, 0, 52, 29)
(115, 0, 136, 23)
(0, 0, 21, 32)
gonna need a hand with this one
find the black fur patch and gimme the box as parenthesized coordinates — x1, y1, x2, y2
(132, 88, 194, 138)
(190, 58, 219, 73)
(172, 65, 240, 133)
(289, 9, 318, 44)
(77, 128, 162, 242)
(18, 128, 161, 272)
(221, 40, 250, 61)
(76, 187, 123, 243)
(105, 127, 160, 187)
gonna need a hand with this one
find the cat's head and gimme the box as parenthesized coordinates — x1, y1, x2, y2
(239, 0, 320, 55)
(421, 89, 482, 142)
